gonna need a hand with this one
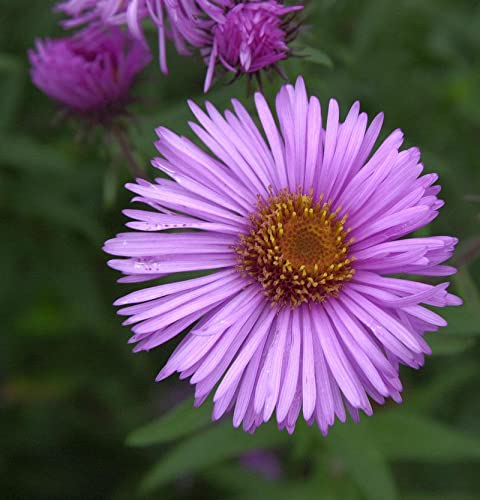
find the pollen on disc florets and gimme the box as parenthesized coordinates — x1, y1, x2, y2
(235, 188, 355, 309)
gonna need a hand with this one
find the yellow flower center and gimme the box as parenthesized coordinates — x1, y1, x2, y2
(235, 189, 355, 309)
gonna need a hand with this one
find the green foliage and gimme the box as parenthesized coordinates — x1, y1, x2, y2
(369, 412, 480, 462)
(141, 421, 289, 492)
(300, 46, 334, 68)
(127, 398, 212, 447)
(326, 422, 399, 500)
(1, 0, 480, 499)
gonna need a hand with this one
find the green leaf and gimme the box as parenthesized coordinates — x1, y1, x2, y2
(327, 422, 399, 500)
(404, 494, 477, 500)
(0, 61, 25, 131)
(371, 412, 480, 462)
(406, 361, 476, 412)
(439, 305, 480, 336)
(127, 397, 212, 447)
(141, 421, 289, 492)
(439, 267, 480, 337)
(0, 134, 74, 173)
(11, 190, 103, 244)
(427, 335, 477, 355)
(204, 464, 324, 500)
(302, 46, 334, 68)
(453, 267, 480, 311)
(0, 52, 22, 73)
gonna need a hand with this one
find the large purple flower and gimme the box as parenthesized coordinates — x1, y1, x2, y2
(55, 1, 303, 91)
(104, 77, 461, 434)
(29, 25, 151, 121)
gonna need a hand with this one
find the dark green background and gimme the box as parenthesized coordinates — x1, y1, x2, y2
(1, 1, 480, 499)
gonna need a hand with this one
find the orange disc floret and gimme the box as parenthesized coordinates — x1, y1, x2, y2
(235, 188, 355, 309)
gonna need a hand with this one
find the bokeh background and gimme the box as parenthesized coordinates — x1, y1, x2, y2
(2, 0, 480, 499)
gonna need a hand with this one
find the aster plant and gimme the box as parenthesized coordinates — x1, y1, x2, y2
(29, 24, 151, 177)
(104, 77, 462, 434)
(55, 0, 303, 92)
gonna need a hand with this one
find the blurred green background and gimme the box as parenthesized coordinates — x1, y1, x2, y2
(1, 0, 480, 499)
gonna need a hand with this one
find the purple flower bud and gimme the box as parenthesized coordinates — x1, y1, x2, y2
(29, 25, 152, 122)
(204, 1, 303, 91)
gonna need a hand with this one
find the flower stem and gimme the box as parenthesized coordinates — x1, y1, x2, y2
(111, 126, 144, 179)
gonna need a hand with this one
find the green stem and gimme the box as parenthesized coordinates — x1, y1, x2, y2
(112, 126, 144, 179)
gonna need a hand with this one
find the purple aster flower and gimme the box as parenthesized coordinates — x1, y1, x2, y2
(29, 24, 151, 122)
(104, 77, 462, 434)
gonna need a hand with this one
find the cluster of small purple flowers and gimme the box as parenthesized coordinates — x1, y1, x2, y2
(29, 1, 303, 121)
(29, 2, 462, 435)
